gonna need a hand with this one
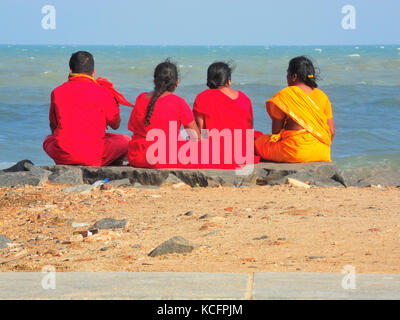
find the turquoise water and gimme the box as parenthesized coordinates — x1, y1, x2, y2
(0, 45, 399, 169)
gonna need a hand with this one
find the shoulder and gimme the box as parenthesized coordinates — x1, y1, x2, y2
(312, 88, 330, 102)
(168, 94, 189, 105)
(238, 90, 251, 103)
(195, 89, 217, 100)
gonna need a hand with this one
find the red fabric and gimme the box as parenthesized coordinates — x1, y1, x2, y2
(43, 76, 128, 166)
(127, 92, 239, 169)
(193, 89, 260, 164)
(96, 77, 133, 107)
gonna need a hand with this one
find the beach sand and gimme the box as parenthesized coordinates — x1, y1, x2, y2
(0, 183, 399, 274)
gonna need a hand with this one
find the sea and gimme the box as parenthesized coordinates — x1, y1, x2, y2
(0, 45, 399, 169)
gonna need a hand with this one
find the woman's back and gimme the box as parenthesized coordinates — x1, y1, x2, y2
(193, 89, 253, 131)
(129, 92, 194, 141)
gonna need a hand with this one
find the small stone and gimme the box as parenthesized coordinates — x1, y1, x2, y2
(100, 247, 109, 252)
(253, 235, 269, 240)
(184, 211, 193, 216)
(286, 178, 311, 189)
(109, 178, 131, 188)
(203, 230, 221, 237)
(100, 183, 113, 191)
(148, 236, 199, 257)
(92, 218, 128, 230)
(62, 184, 94, 193)
(199, 214, 212, 220)
(0, 235, 12, 249)
(35, 235, 45, 241)
(71, 222, 90, 228)
(308, 256, 326, 260)
(277, 237, 286, 241)
(132, 244, 141, 249)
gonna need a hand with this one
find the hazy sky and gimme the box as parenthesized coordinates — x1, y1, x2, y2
(0, 0, 399, 45)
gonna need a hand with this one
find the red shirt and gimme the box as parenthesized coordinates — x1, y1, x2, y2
(193, 89, 253, 131)
(49, 76, 120, 165)
(127, 92, 194, 167)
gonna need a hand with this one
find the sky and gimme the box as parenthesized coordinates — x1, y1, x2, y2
(0, 0, 399, 46)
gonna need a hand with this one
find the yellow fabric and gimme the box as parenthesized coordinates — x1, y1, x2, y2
(68, 73, 98, 84)
(255, 86, 333, 163)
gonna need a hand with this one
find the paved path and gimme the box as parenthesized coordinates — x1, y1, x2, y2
(0, 272, 399, 299)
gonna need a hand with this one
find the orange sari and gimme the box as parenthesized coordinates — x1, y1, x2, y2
(255, 86, 333, 163)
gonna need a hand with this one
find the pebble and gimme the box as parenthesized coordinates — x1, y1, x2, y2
(199, 214, 212, 220)
(71, 222, 90, 228)
(184, 211, 193, 216)
(92, 218, 128, 230)
(132, 244, 141, 249)
(253, 235, 269, 240)
(0, 235, 12, 249)
(148, 236, 199, 257)
(308, 256, 326, 260)
(203, 230, 221, 237)
(100, 247, 109, 252)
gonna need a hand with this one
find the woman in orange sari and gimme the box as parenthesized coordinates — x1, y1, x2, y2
(255, 56, 335, 163)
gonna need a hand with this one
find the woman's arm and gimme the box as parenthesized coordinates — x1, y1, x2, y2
(184, 120, 201, 141)
(327, 118, 335, 140)
(195, 114, 205, 130)
(271, 117, 285, 134)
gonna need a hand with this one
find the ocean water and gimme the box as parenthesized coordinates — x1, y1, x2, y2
(0, 45, 399, 169)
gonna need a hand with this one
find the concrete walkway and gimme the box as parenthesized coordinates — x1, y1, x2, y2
(0, 272, 398, 300)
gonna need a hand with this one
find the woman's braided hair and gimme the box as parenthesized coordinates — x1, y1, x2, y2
(145, 59, 178, 126)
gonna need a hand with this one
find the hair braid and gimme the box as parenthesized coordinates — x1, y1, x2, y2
(144, 59, 178, 126)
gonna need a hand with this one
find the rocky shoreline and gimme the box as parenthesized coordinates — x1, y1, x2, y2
(0, 159, 399, 189)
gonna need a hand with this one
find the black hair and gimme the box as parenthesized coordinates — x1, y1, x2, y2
(69, 51, 95, 75)
(287, 56, 319, 89)
(145, 59, 178, 126)
(207, 62, 232, 89)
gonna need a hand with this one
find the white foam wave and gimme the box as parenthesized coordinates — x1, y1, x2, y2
(348, 54, 360, 57)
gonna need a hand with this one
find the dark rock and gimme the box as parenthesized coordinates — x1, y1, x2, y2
(45, 166, 83, 185)
(109, 178, 131, 187)
(256, 162, 344, 187)
(92, 218, 128, 230)
(148, 236, 199, 257)
(253, 235, 269, 240)
(0, 170, 51, 187)
(340, 165, 400, 187)
(162, 173, 184, 185)
(184, 211, 193, 216)
(131, 183, 160, 189)
(199, 214, 212, 220)
(100, 247, 109, 252)
(2, 160, 34, 172)
(0, 235, 12, 249)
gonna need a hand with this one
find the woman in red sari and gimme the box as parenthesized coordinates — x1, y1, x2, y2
(193, 62, 259, 166)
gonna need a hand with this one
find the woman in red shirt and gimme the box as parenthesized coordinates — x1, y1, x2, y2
(193, 62, 259, 165)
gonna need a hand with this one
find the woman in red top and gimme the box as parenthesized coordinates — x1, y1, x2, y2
(193, 62, 259, 165)
(127, 60, 203, 168)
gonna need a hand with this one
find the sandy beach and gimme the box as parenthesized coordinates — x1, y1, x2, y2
(0, 182, 399, 274)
